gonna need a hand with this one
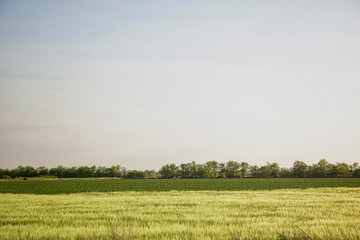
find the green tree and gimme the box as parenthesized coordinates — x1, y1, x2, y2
(65, 167, 78, 178)
(126, 170, 145, 178)
(336, 163, 350, 177)
(206, 161, 219, 178)
(218, 163, 226, 178)
(279, 167, 292, 178)
(270, 163, 280, 178)
(352, 162, 360, 177)
(292, 161, 308, 178)
(196, 164, 206, 178)
(169, 164, 178, 178)
(249, 165, 259, 177)
(225, 161, 240, 178)
(14, 165, 26, 177)
(189, 161, 197, 176)
(312, 159, 330, 177)
(49, 166, 66, 178)
(258, 163, 271, 178)
(179, 163, 191, 178)
(37, 166, 49, 176)
(159, 164, 171, 178)
(94, 166, 106, 177)
(0, 168, 12, 179)
(240, 162, 249, 178)
(328, 163, 350, 177)
(76, 166, 91, 178)
(145, 170, 157, 178)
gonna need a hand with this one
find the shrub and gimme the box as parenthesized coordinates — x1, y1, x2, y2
(0, 175, 12, 179)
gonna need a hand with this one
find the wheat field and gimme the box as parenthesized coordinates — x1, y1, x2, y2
(1, 188, 359, 239)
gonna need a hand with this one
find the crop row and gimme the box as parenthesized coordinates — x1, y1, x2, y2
(1, 178, 360, 194)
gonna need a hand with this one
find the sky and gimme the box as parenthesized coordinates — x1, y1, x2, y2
(0, 0, 360, 170)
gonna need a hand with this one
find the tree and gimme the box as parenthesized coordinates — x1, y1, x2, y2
(336, 163, 350, 177)
(126, 170, 145, 178)
(14, 165, 26, 177)
(24, 166, 38, 177)
(95, 166, 106, 177)
(65, 167, 77, 178)
(179, 163, 191, 178)
(312, 159, 330, 177)
(76, 166, 92, 178)
(2, 160, 358, 179)
(189, 161, 197, 176)
(206, 161, 219, 178)
(159, 164, 171, 178)
(292, 161, 308, 178)
(240, 162, 249, 178)
(105, 165, 117, 177)
(196, 164, 206, 178)
(159, 164, 178, 178)
(169, 164, 178, 178)
(270, 163, 280, 178)
(279, 168, 292, 178)
(145, 170, 157, 178)
(327, 163, 350, 177)
(249, 165, 259, 178)
(258, 162, 271, 178)
(90, 165, 97, 176)
(218, 163, 226, 178)
(112, 165, 126, 178)
(0, 168, 12, 179)
(350, 162, 358, 174)
(225, 161, 240, 178)
(37, 166, 49, 176)
(352, 162, 360, 177)
(49, 166, 66, 178)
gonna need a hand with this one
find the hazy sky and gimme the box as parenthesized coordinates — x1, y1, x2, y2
(1, 0, 360, 170)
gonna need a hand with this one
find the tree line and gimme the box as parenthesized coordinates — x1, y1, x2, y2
(0, 159, 359, 179)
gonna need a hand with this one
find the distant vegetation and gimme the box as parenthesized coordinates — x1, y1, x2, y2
(0, 159, 359, 179)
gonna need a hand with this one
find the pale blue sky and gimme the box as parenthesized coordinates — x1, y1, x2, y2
(1, 0, 360, 169)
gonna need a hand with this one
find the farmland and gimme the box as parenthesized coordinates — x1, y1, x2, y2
(1, 178, 360, 194)
(1, 188, 360, 239)
(0, 179, 360, 239)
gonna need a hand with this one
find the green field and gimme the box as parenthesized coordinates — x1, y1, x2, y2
(1, 178, 360, 194)
(0, 179, 359, 239)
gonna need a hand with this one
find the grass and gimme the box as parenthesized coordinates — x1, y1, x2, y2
(0, 188, 359, 239)
(1, 178, 360, 194)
